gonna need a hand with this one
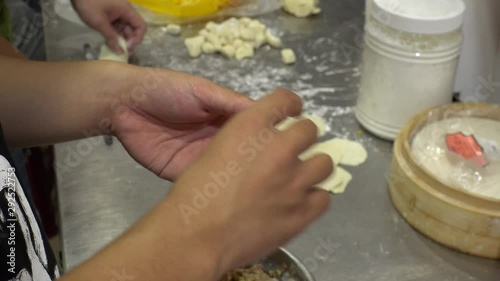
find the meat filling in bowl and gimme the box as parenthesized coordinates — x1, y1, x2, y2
(222, 264, 288, 281)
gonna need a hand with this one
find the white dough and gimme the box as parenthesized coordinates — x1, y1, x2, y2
(275, 114, 327, 137)
(185, 17, 288, 61)
(300, 138, 368, 166)
(277, 114, 367, 194)
(325, 167, 353, 194)
(281, 48, 297, 64)
(330, 139, 368, 166)
(235, 44, 255, 60)
(240, 27, 256, 41)
(165, 24, 181, 35)
(201, 42, 216, 54)
(299, 139, 344, 165)
(184, 36, 205, 58)
(282, 0, 321, 18)
(254, 32, 266, 49)
(221, 45, 236, 58)
(266, 30, 283, 48)
(99, 37, 128, 63)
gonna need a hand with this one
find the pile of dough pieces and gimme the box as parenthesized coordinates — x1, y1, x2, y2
(282, 0, 321, 18)
(276, 114, 368, 194)
(183, 17, 297, 64)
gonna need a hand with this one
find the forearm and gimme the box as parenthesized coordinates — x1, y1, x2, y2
(0, 56, 134, 147)
(60, 199, 224, 281)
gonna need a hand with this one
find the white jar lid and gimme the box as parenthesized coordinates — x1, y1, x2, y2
(372, 0, 466, 34)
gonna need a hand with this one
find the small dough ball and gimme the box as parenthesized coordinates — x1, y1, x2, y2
(240, 27, 256, 41)
(233, 39, 244, 48)
(206, 21, 218, 32)
(205, 33, 222, 50)
(221, 45, 236, 58)
(265, 30, 282, 48)
(281, 48, 297, 65)
(202, 42, 216, 54)
(282, 0, 321, 18)
(254, 32, 266, 49)
(240, 17, 252, 26)
(199, 29, 210, 38)
(184, 36, 205, 58)
(165, 24, 181, 35)
(235, 43, 255, 60)
(99, 36, 128, 63)
(248, 20, 267, 32)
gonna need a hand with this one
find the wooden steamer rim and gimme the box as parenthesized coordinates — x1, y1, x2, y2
(389, 103, 500, 259)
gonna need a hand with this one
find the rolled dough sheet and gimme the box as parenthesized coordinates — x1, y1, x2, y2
(331, 138, 368, 166)
(277, 115, 367, 194)
(319, 167, 352, 194)
(299, 139, 344, 164)
(276, 114, 327, 137)
(299, 138, 367, 194)
(99, 37, 129, 63)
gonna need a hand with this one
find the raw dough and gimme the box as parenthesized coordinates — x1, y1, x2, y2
(220, 45, 235, 58)
(282, 0, 321, 18)
(299, 139, 344, 164)
(281, 49, 296, 64)
(331, 139, 368, 166)
(165, 24, 181, 35)
(266, 30, 283, 48)
(235, 44, 255, 60)
(184, 17, 290, 62)
(184, 35, 205, 58)
(99, 37, 128, 63)
(298, 137, 367, 194)
(321, 167, 352, 194)
(201, 42, 216, 54)
(275, 114, 327, 137)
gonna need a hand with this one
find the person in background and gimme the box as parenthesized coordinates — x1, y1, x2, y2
(2, 0, 146, 230)
(6, 0, 146, 59)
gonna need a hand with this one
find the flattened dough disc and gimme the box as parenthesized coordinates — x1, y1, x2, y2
(315, 167, 352, 194)
(300, 139, 344, 165)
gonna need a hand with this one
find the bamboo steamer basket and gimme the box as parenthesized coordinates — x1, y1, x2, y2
(388, 103, 500, 259)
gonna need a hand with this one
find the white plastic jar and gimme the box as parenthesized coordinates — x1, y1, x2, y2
(356, 0, 465, 140)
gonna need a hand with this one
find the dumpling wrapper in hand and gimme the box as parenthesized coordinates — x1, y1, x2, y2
(275, 114, 327, 137)
(99, 37, 128, 63)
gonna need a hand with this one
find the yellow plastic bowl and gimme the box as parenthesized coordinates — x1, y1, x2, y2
(130, 0, 231, 17)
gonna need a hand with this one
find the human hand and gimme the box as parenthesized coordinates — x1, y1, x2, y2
(163, 89, 333, 276)
(72, 0, 146, 52)
(111, 67, 253, 180)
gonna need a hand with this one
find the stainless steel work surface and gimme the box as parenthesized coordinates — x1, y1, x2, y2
(43, 0, 500, 279)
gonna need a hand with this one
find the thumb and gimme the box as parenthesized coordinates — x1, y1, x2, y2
(204, 81, 255, 115)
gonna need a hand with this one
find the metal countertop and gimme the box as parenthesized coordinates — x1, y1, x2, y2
(43, 0, 500, 279)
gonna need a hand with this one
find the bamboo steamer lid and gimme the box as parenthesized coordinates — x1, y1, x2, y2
(388, 103, 500, 259)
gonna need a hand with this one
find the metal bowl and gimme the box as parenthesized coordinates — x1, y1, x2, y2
(262, 248, 315, 281)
